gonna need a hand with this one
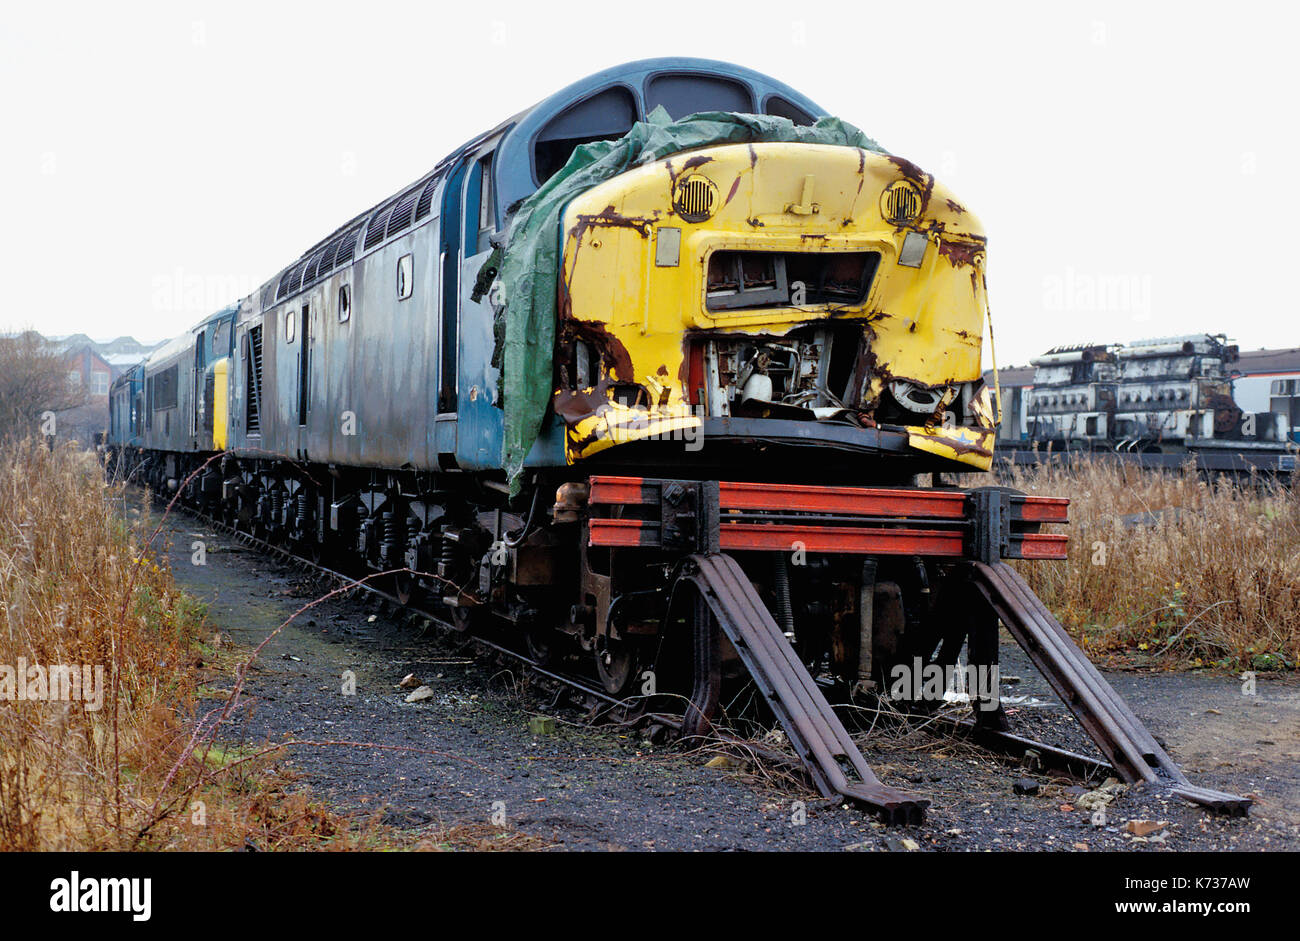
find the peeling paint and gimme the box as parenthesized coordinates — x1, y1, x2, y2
(554, 141, 990, 469)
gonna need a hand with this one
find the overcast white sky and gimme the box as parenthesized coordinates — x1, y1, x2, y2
(1, 1, 1295, 366)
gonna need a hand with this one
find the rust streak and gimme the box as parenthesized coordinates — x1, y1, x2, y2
(725, 175, 743, 206)
(936, 235, 987, 269)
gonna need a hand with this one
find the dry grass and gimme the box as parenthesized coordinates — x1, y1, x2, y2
(7, 439, 1286, 850)
(990, 458, 1300, 671)
(0, 440, 363, 849)
(0, 440, 543, 851)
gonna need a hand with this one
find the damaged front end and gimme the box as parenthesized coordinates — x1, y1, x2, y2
(553, 141, 997, 475)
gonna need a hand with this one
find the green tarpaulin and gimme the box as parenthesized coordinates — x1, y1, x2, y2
(489, 107, 885, 492)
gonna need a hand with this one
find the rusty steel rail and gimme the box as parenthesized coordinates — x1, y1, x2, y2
(940, 717, 1115, 782)
(164, 495, 799, 781)
(969, 561, 1251, 816)
(168, 478, 1246, 823)
(676, 552, 928, 825)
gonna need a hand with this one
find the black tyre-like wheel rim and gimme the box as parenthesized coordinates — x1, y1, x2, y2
(595, 639, 637, 696)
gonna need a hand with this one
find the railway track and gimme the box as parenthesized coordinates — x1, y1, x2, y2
(153, 492, 1023, 822)
(155, 492, 820, 783)
(165, 497, 653, 714)
(145, 478, 1251, 823)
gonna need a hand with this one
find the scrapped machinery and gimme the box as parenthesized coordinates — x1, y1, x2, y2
(1016, 335, 1291, 453)
(994, 335, 1296, 476)
(105, 59, 1250, 825)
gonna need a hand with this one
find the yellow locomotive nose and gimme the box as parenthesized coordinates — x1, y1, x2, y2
(554, 141, 998, 470)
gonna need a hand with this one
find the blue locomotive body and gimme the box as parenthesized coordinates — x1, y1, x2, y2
(109, 59, 822, 480)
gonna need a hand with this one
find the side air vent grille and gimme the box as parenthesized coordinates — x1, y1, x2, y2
(364, 203, 396, 250)
(276, 261, 304, 301)
(316, 240, 338, 274)
(266, 168, 435, 306)
(386, 189, 419, 237)
(245, 324, 264, 435)
(302, 247, 325, 283)
(334, 227, 359, 267)
(415, 175, 440, 221)
(203, 369, 216, 435)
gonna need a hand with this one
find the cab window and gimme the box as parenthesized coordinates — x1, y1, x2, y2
(533, 85, 637, 184)
(645, 74, 752, 119)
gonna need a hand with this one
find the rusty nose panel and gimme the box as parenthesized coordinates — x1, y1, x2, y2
(554, 142, 995, 468)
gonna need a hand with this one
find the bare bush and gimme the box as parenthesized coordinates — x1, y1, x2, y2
(0, 332, 86, 441)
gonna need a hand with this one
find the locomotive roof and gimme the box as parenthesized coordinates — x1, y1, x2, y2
(166, 59, 829, 353)
(249, 58, 827, 318)
(492, 57, 827, 216)
(143, 331, 194, 369)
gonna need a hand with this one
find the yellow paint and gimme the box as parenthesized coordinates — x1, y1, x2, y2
(902, 384, 999, 471)
(212, 357, 229, 450)
(970, 383, 998, 428)
(906, 426, 995, 470)
(569, 401, 702, 460)
(556, 142, 995, 469)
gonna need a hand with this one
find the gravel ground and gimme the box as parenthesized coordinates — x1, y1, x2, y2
(154, 508, 1300, 852)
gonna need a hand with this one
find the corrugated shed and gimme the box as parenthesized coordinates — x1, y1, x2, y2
(983, 365, 1035, 388)
(1237, 347, 1300, 375)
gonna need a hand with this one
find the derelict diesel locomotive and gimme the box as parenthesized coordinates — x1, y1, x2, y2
(107, 58, 1247, 821)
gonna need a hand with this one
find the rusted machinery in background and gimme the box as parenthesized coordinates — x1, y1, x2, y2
(996, 335, 1296, 475)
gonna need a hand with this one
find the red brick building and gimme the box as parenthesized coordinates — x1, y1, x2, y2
(64, 346, 113, 399)
(60, 346, 113, 444)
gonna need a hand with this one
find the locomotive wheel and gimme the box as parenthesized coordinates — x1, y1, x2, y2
(525, 627, 553, 666)
(303, 537, 324, 565)
(393, 570, 415, 606)
(449, 603, 481, 634)
(595, 637, 638, 696)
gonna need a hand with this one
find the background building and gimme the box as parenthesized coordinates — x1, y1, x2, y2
(64, 346, 114, 398)
(49, 333, 161, 445)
